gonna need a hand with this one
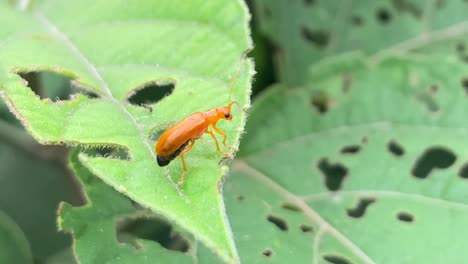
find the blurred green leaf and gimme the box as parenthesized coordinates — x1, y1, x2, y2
(0, 210, 33, 264)
(226, 55, 468, 263)
(253, 0, 468, 85)
(0, 1, 253, 262)
(0, 120, 80, 260)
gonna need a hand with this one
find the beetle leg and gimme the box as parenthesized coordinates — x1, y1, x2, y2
(206, 130, 230, 157)
(177, 140, 195, 186)
(211, 124, 234, 150)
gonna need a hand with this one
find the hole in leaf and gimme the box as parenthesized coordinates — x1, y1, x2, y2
(116, 216, 189, 252)
(300, 224, 313, 233)
(416, 93, 439, 112)
(262, 249, 273, 258)
(376, 8, 392, 24)
(461, 77, 468, 94)
(318, 158, 348, 191)
(412, 146, 456, 179)
(323, 254, 353, 264)
(429, 84, 438, 94)
(388, 140, 405, 156)
(127, 82, 175, 107)
(237, 195, 245, 202)
(458, 163, 468, 179)
(341, 145, 360, 155)
(301, 26, 330, 47)
(17, 71, 78, 101)
(281, 202, 302, 213)
(350, 15, 363, 26)
(267, 215, 288, 231)
(310, 92, 329, 114)
(397, 211, 414, 222)
(347, 198, 376, 218)
(391, 0, 422, 18)
(81, 145, 130, 160)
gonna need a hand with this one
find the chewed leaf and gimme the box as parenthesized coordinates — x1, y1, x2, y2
(59, 149, 192, 263)
(226, 55, 468, 263)
(0, 1, 253, 263)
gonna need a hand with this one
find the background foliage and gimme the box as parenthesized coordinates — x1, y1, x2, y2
(2, 0, 468, 263)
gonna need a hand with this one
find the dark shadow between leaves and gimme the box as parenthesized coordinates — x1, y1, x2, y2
(116, 215, 189, 253)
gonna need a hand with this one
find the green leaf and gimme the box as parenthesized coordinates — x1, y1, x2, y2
(0, 210, 33, 264)
(253, 0, 468, 85)
(0, 119, 79, 260)
(225, 55, 468, 263)
(0, 1, 253, 263)
(60, 149, 192, 263)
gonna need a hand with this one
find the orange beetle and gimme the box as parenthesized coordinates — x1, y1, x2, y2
(155, 59, 244, 186)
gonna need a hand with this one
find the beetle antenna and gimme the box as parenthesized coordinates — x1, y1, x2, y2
(227, 53, 248, 104)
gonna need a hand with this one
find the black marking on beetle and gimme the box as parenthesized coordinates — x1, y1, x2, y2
(411, 146, 456, 179)
(397, 211, 414, 222)
(347, 197, 376, 218)
(157, 141, 190, 166)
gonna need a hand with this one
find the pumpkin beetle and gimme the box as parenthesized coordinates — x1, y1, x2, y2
(155, 55, 247, 186)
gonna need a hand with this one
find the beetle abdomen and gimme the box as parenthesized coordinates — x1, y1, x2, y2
(156, 140, 190, 167)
